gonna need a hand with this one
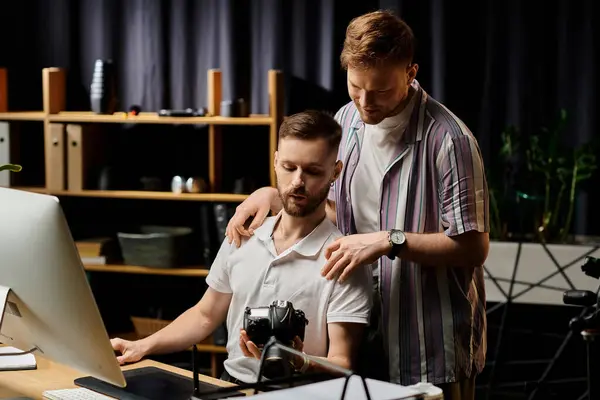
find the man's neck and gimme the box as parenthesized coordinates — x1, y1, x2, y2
(273, 208, 326, 250)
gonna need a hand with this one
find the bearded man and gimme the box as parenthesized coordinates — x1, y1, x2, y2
(110, 110, 373, 384)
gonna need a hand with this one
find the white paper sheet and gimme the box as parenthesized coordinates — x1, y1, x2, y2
(0, 346, 37, 371)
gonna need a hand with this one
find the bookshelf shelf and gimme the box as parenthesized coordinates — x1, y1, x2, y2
(58, 189, 248, 202)
(9, 187, 249, 202)
(0, 111, 46, 121)
(47, 111, 273, 125)
(83, 264, 209, 277)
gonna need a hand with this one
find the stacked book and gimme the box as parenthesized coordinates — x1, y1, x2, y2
(75, 237, 119, 265)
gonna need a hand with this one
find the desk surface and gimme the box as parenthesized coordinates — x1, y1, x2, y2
(0, 355, 442, 400)
(0, 356, 241, 399)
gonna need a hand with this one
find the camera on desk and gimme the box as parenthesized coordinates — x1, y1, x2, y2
(243, 300, 308, 379)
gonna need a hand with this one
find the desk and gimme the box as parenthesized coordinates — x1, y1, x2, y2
(0, 356, 245, 399)
(0, 355, 442, 399)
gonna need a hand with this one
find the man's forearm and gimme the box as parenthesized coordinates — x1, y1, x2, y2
(371, 230, 489, 268)
(141, 306, 220, 356)
(396, 231, 489, 268)
(296, 354, 352, 376)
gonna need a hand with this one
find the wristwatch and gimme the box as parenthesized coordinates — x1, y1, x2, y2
(387, 229, 406, 260)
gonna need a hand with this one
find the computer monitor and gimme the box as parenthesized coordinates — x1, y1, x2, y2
(0, 187, 126, 387)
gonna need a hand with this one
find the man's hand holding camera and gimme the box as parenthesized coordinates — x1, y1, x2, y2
(239, 329, 308, 372)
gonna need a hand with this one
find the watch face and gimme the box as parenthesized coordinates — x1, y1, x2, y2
(391, 230, 405, 244)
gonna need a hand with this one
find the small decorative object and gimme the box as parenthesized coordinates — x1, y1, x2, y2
(158, 108, 208, 117)
(185, 177, 207, 193)
(171, 175, 185, 194)
(220, 100, 234, 117)
(220, 99, 249, 117)
(90, 59, 118, 114)
(236, 98, 249, 117)
(129, 105, 142, 116)
(0, 163, 21, 172)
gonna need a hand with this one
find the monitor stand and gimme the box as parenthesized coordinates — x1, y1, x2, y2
(0, 285, 37, 371)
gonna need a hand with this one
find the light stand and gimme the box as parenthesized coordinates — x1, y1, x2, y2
(189, 344, 201, 400)
(255, 336, 369, 399)
(562, 256, 600, 400)
(581, 328, 598, 400)
(187, 335, 378, 399)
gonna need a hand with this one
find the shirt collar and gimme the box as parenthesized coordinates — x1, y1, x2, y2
(254, 211, 336, 257)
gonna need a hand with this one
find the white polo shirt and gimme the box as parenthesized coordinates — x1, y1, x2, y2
(205, 212, 373, 383)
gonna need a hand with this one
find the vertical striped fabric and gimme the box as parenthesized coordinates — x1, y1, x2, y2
(329, 80, 489, 385)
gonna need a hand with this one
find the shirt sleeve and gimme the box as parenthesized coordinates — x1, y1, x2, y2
(436, 134, 490, 237)
(205, 238, 235, 294)
(327, 264, 373, 324)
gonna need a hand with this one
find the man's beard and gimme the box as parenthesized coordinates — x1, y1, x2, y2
(278, 183, 330, 217)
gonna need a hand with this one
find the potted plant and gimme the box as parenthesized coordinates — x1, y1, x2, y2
(485, 109, 600, 305)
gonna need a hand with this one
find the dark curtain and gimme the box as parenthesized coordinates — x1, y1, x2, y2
(381, 0, 599, 235)
(0, 0, 598, 234)
(0, 0, 367, 115)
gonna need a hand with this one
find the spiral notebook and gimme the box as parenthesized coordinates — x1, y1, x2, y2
(0, 346, 37, 371)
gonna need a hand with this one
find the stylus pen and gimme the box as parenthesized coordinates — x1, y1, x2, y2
(192, 344, 200, 394)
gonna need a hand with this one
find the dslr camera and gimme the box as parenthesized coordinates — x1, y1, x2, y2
(243, 300, 309, 379)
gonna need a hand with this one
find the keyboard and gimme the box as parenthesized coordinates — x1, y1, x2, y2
(43, 388, 115, 400)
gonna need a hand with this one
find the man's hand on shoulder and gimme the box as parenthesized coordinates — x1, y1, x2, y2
(225, 187, 280, 247)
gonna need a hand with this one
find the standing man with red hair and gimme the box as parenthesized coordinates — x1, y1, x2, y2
(226, 10, 489, 400)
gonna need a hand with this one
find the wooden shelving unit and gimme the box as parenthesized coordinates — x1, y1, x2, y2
(0, 66, 284, 377)
(0, 66, 284, 195)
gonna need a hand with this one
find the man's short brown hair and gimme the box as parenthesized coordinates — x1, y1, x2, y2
(278, 110, 342, 153)
(340, 10, 415, 70)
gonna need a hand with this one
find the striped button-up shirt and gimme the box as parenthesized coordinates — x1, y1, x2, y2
(329, 80, 488, 385)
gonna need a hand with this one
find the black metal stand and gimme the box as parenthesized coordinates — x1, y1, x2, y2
(255, 336, 372, 400)
(581, 329, 598, 400)
(189, 336, 381, 400)
(482, 245, 600, 400)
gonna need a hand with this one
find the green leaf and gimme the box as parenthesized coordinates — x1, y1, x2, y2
(0, 164, 22, 172)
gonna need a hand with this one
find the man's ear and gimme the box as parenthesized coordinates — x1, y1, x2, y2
(333, 160, 343, 181)
(274, 151, 278, 169)
(407, 63, 419, 83)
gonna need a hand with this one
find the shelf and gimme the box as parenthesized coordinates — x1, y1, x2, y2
(83, 264, 209, 277)
(0, 111, 46, 121)
(47, 111, 273, 125)
(195, 344, 228, 354)
(9, 187, 249, 202)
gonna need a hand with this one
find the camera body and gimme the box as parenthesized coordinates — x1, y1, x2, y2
(243, 300, 308, 347)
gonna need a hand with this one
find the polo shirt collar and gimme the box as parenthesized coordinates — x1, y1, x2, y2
(254, 211, 334, 257)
